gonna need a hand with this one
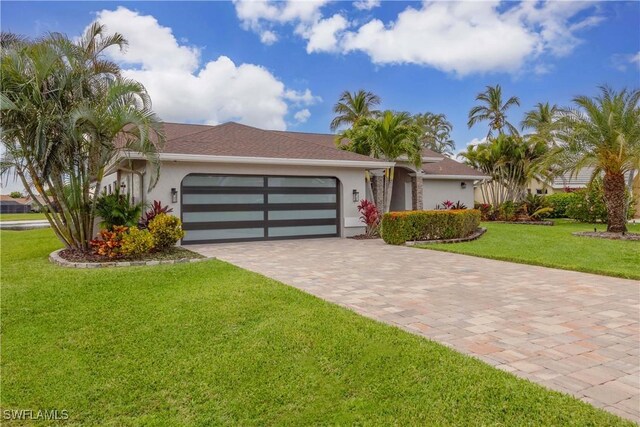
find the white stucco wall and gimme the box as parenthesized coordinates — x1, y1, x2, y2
(141, 161, 367, 237)
(422, 179, 475, 210)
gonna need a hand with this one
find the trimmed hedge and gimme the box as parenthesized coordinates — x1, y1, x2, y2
(381, 209, 481, 245)
(544, 193, 576, 218)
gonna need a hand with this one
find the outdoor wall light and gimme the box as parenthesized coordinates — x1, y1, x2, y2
(460, 182, 467, 189)
(171, 188, 178, 203)
(120, 182, 126, 190)
(352, 189, 360, 203)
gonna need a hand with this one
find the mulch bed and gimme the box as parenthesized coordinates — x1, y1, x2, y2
(406, 227, 487, 245)
(572, 231, 640, 241)
(348, 234, 380, 240)
(59, 247, 205, 263)
(493, 220, 554, 226)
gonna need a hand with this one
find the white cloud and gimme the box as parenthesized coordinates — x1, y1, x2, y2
(233, 0, 603, 76)
(93, 7, 318, 130)
(304, 14, 348, 53)
(613, 51, 640, 72)
(260, 30, 278, 45)
(340, 1, 602, 76)
(354, 0, 380, 11)
(293, 109, 311, 124)
(233, 0, 329, 45)
(284, 88, 322, 105)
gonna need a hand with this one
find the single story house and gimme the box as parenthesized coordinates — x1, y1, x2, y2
(106, 122, 487, 244)
(0, 195, 31, 214)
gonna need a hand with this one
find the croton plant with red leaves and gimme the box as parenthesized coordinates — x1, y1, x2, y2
(357, 199, 380, 237)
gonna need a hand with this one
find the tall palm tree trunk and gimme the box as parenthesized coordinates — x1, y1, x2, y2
(603, 172, 627, 233)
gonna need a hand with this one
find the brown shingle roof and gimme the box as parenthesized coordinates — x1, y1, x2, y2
(159, 122, 386, 163)
(272, 130, 444, 159)
(0, 195, 29, 204)
(422, 157, 487, 178)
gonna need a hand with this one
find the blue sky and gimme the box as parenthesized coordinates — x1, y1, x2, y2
(2, 0, 639, 153)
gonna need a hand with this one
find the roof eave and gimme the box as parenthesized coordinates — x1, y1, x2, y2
(123, 151, 395, 169)
(422, 174, 490, 180)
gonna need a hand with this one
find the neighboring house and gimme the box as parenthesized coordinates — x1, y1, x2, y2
(106, 122, 486, 244)
(0, 195, 31, 213)
(473, 167, 640, 218)
(23, 194, 49, 212)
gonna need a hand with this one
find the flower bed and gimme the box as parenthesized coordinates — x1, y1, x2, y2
(50, 247, 208, 268)
(381, 209, 481, 245)
(572, 231, 640, 241)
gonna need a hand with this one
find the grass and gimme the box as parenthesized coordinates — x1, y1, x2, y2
(417, 219, 640, 280)
(0, 212, 47, 221)
(1, 229, 633, 426)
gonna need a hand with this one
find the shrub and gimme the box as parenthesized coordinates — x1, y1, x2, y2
(498, 201, 517, 222)
(545, 193, 576, 218)
(95, 188, 143, 229)
(90, 226, 128, 258)
(566, 188, 606, 223)
(357, 199, 380, 237)
(139, 200, 174, 229)
(148, 213, 185, 250)
(474, 203, 497, 221)
(381, 209, 480, 245)
(120, 227, 155, 257)
(522, 194, 553, 220)
(436, 200, 468, 210)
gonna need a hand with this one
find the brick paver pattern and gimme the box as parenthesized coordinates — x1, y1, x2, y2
(191, 238, 640, 421)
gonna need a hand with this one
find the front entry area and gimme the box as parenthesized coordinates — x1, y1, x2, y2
(181, 174, 340, 244)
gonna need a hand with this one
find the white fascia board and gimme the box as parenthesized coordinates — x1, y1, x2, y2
(422, 174, 490, 180)
(123, 152, 395, 169)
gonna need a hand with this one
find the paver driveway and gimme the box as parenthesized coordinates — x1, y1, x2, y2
(191, 238, 640, 421)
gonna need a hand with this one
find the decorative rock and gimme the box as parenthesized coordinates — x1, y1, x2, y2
(49, 249, 213, 268)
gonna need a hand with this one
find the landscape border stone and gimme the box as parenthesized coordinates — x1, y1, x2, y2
(405, 227, 487, 246)
(49, 248, 214, 268)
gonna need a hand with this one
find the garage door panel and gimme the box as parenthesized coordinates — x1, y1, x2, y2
(268, 209, 337, 220)
(181, 174, 339, 244)
(182, 227, 265, 242)
(267, 177, 336, 187)
(183, 186, 336, 195)
(182, 203, 266, 212)
(268, 225, 338, 237)
(182, 194, 265, 205)
(182, 211, 264, 222)
(183, 175, 264, 187)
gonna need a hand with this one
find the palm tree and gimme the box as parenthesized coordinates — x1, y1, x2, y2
(468, 84, 520, 138)
(551, 86, 640, 233)
(330, 89, 381, 131)
(459, 134, 547, 205)
(521, 102, 561, 145)
(337, 111, 422, 212)
(414, 112, 455, 156)
(0, 24, 165, 250)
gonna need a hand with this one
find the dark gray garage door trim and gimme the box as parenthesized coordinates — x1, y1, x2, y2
(181, 173, 341, 244)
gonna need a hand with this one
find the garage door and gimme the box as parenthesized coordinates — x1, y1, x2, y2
(181, 174, 340, 244)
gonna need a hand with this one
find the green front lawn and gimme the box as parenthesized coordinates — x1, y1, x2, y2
(0, 212, 47, 221)
(1, 230, 632, 425)
(418, 220, 640, 280)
